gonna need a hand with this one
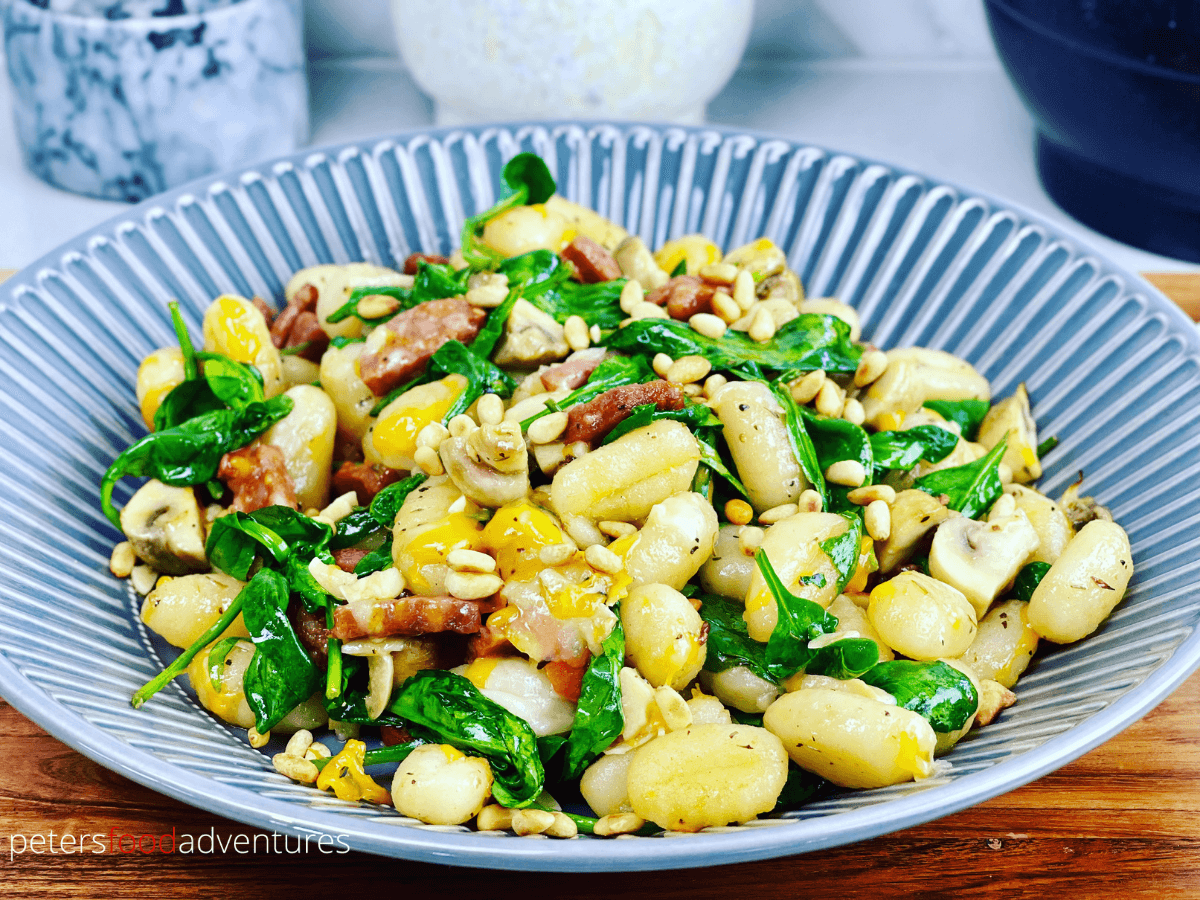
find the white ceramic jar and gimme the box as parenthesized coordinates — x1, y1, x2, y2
(391, 0, 755, 125)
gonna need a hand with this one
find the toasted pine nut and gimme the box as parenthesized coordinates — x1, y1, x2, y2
(598, 520, 637, 539)
(689, 312, 727, 339)
(445, 571, 503, 600)
(355, 294, 399, 319)
(416, 421, 450, 450)
(477, 805, 515, 831)
(465, 271, 510, 308)
(285, 730, 314, 758)
(758, 503, 799, 525)
(538, 542, 576, 566)
(711, 290, 741, 324)
(998, 462, 1014, 484)
(666, 355, 711, 385)
(732, 270, 756, 311)
(797, 489, 824, 513)
(683, 383, 703, 397)
(564, 315, 590, 351)
(848, 484, 896, 506)
(593, 813, 645, 837)
(109, 541, 136, 578)
(590, 324, 602, 343)
(631, 302, 668, 320)
(854, 350, 888, 388)
(825, 460, 867, 487)
(318, 491, 358, 525)
(815, 380, 844, 418)
(790, 370, 826, 404)
(584, 544, 624, 575)
(414, 445, 444, 476)
(272, 753, 319, 784)
(699, 262, 738, 284)
(512, 809, 556, 836)
(130, 565, 157, 595)
(305, 742, 331, 760)
(448, 414, 477, 438)
(652, 353, 674, 378)
(477, 393, 505, 426)
(527, 411, 569, 445)
(546, 812, 579, 839)
(842, 397, 866, 426)
(619, 278, 644, 314)
(247, 726, 270, 749)
(704, 373, 728, 399)
(748, 307, 776, 343)
(738, 525, 765, 555)
(447, 548, 497, 573)
(864, 500, 891, 541)
(724, 498, 753, 526)
(654, 686, 693, 731)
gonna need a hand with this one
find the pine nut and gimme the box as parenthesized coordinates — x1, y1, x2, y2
(689, 312, 727, 339)
(599, 520, 637, 539)
(699, 262, 738, 284)
(998, 462, 1014, 484)
(272, 753, 319, 784)
(619, 278, 644, 314)
(285, 730, 314, 758)
(593, 813, 645, 837)
(652, 353, 674, 378)
(414, 445, 444, 476)
(748, 307, 776, 343)
(990, 493, 1017, 519)
(546, 812, 579, 839)
(448, 413, 477, 438)
(305, 742, 331, 761)
(704, 373, 728, 399)
(416, 421, 450, 450)
(848, 485, 896, 506)
(797, 489, 824, 513)
(447, 495, 467, 514)
(738, 525, 765, 555)
(584, 544, 624, 575)
(590, 324, 602, 343)
(790, 370, 826, 404)
(631, 301, 668, 320)
(477, 393, 505, 426)
(318, 491, 358, 524)
(355, 293, 399, 319)
(815, 380, 844, 418)
(564, 315, 590, 351)
(841, 397, 866, 426)
(724, 499, 753, 526)
(109, 541, 136, 578)
(733, 270, 756, 311)
(538, 542, 576, 566)
(447, 548, 496, 573)
(565, 515, 606, 549)
(248, 726, 270, 749)
(465, 271, 510, 308)
(758, 503, 799, 525)
(683, 383, 703, 397)
(864, 500, 891, 541)
(666, 355, 711, 385)
(445, 571, 503, 600)
(477, 805, 515, 831)
(130, 565, 158, 595)
(654, 686, 693, 731)
(527, 410, 569, 445)
(854, 350, 888, 388)
(825, 460, 867, 487)
(711, 290, 741, 324)
(512, 809, 556, 836)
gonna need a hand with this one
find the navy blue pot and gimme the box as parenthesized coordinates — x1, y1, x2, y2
(984, 0, 1200, 262)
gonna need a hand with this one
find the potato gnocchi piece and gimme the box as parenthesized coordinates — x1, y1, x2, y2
(284, 262, 410, 341)
(861, 347, 990, 430)
(187, 640, 326, 732)
(867, 570, 978, 660)
(136, 347, 186, 429)
(623, 492, 719, 591)
(1028, 520, 1133, 644)
(391, 744, 493, 826)
(318, 340, 378, 442)
(392, 476, 485, 595)
(711, 380, 805, 513)
(621, 583, 707, 691)
(141, 572, 250, 649)
(263, 384, 337, 511)
(1006, 484, 1074, 565)
(763, 687, 936, 789)
(698, 524, 757, 601)
(699, 666, 779, 715)
(626, 724, 788, 831)
(955, 599, 1039, 689)
(202, 294, 284, 398)
(580, 752, 636, 818)
(458, 657, 576, 736)
(978, 384, 1041, 483)
(364, 375, 467, 472)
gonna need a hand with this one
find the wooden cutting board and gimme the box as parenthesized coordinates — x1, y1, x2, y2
(1, 268, 1199, 898)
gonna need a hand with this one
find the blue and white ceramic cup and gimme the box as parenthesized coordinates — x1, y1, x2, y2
(3, 0, 308, 201)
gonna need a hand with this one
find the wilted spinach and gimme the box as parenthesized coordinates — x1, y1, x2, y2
(461, 153, 557, 268)
(922, 398, 990, 441)
(870, 425, 959, 472)
(913, 435, 1008, 519)
(561, 614, 626, 781)
(1012, 561, 1051, 602)
(860, 660, 979, 733)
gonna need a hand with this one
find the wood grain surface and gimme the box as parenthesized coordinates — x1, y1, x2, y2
(1, 267, 1199, 899)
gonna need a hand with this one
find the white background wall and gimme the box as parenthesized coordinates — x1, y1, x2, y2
(304, 0, 1000, 61)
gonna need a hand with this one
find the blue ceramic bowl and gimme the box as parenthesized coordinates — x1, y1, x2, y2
(985, 0, 1200, 262)
(2, 123, 1200, 870)
(2, 0, 308, 201)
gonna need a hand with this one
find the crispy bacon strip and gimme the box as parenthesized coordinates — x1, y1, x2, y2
(564, 380, 686, 445)
(218, 444, 298, 513)
(331, 595, 483, 641)
(540, 348, 609, 392)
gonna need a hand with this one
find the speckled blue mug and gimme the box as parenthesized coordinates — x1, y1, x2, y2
(3, 0, 308, 201)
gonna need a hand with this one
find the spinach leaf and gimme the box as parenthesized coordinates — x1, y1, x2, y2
(205, 506, 333, 580)
(1036, 435, 1059, 458)
(521, 354, 657, 428)
(497, 250, 627, 328)
(101, 396, 293, 530)
(798, 406, 873, 511)
(170, 300, 199, 380)
(390, 670, 545, 807)
(461, 153, 557, 268)
(353, 541, 394, 575)
(428, 339, 517, 421)
(330, 335, 365, 349)
(758, 550, 840, 682)
(669, 258, 688, 277)
(194, 352, 266, 411)
(913, 435, 1008, 519)
(329, 261, 471, 326)
(870, 425, 959, 472)
(1012, 561, 1051, 602)
(469, 287, 520, 359)
(773, 382, 826, 506)
(205, 636, 250, 691)
(562, 613, 626, 780)
(369, 473, 429, 528)
(240, 569, 322, 732)
(600, 400, 721, 445)
(859, 659, 979, 733)
(698, 596, 774, 684)
(922, 399, 990, 441)
(803, 638, 880, 679)
(774, 765, 827, 811)
(605, 314, 862, 377)
(328, 508, 386, 550)
(819, 512, 864, 594)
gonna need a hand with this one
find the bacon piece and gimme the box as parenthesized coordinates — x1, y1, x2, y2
(251, 296, 276, 328)
(291, 607, 330, 668)
(646, 275, 715, 320)
(561, 236, 621, 283)
(334, 547, 370, 574)
(334, 427, 366, 465)
(380, 725, 414, 747)
(332, 461, 403, 505)
(539, 348, 609, 392)
(283, 310, 330, 362)
(466, 626, 517, 662)
(403, 252, 450, 275)
(358, 297, 487, 396)
(543, 657, 590, 703)
(331, 595, 483, 641)
(218, 444, 298, 513)
(564, 380, 686, 445)
(270, 283, 320, 349)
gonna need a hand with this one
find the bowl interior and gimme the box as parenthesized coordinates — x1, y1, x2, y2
(2, 123, 1200, 870)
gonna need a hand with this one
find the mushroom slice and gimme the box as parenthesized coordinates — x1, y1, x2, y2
(977, 383, 1041, 483)
(861, 347, 991, 430)
(365, 652, 395, 721)
(928, 509, 1040, 618)
(119, 480, 208, 575)
(493, 299, 569, 367)
(876, 489, 951, 573)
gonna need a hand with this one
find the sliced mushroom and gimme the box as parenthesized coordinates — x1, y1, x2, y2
(977, 383, 1041, 483)
(1059, 476, 1114, 530)
(928, 509, 1040, 618)
(119, 480, 208, 575)
(861, 347, 991, 430)
(1005, 484, 1074, 564)
(492, 299, 570, 367)
(365, 652, 395, 721)
(614, 236, 670, 290)
(756, 270, 803, 304)
(723, 237, 787, 281)
(975, 679, 1017, 726)
(440, 421, 530, 508)
(876, 489, 951, 573)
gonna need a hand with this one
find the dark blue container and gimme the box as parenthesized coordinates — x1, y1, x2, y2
(984, 0, 1200, 262)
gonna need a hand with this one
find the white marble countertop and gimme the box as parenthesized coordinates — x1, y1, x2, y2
(2, 54, 1194, 276)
